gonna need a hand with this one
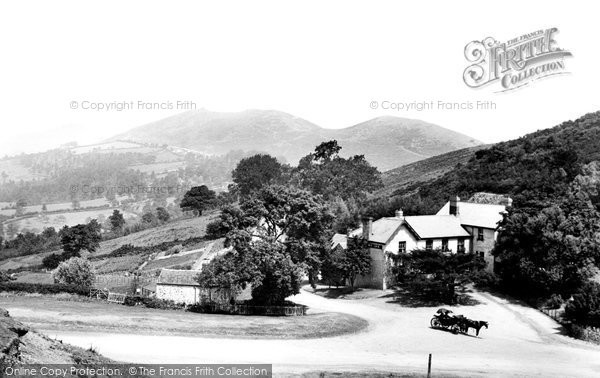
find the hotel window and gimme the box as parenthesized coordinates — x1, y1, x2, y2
(457, 239, 465, 253)
(442, 238, 449, 252)
(398, 241, 406, 254)
(478, 227, 484, 241)
(426, 240, 433, 251)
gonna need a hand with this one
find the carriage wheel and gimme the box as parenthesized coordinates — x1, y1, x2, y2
(451, 324, 461, 334)
(430, 318, 441, 328)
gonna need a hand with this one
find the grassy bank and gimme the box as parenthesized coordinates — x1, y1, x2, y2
(0, 294, 368, 339)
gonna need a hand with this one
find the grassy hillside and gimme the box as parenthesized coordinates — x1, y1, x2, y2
(379, 112, 599, 212)
(380, 145, 489, 196)
(0, 213, 218, 272)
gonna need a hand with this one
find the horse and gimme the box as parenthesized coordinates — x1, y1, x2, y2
(462, 319, 489, 336)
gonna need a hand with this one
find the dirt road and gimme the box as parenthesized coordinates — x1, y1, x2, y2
(33, 289, 600, 377)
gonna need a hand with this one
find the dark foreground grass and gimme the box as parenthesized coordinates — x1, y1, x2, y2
(0, 295, 368, 339)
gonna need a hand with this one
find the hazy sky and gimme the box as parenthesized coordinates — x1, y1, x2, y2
(0, 0, 598, 156)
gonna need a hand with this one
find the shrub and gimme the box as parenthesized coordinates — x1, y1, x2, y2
(471, 270, 500, 289)
(43, 253, 66, 270)
(52, 257, 95, 289)
(567, 323, 600, 344)
(0, 271, 14, 283)
(565, 282, 600, 327)
(543, 293, 564, 309)
(125, 296, 185, 310)
(0, 282, 89, 296)
(165, 244, 183, 256)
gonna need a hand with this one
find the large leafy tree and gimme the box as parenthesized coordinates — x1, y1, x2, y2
(197, 185, 333, 305)
(108, 209, 126, 232)
(180, 185, 216, 216)
(493, 163, 600, 301)
(60, 220, 102, 256)
(231, 154, 284, 197)
(293, 140, 382, 201)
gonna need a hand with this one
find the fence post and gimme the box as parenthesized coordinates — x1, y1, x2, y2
(427, 353, 432, 378)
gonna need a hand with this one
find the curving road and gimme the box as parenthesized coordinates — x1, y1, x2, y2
(43, 289, 600, 377)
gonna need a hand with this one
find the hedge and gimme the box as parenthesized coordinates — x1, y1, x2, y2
(0, 282, 90, 296)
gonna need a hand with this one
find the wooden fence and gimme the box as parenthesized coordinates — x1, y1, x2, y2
(107, 292, 127, 304)
(541, 308, 561, 321)
(89, 288, 128, 304)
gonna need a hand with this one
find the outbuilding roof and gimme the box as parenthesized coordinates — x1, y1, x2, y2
(157, 269, 200, 286)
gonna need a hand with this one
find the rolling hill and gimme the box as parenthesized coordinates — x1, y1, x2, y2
(108, 109, 482, 171)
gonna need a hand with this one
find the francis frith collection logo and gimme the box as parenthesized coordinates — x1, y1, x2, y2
(463, 28, 572, 92)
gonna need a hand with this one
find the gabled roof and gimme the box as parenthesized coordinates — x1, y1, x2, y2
(340, 214, 470, 246)
(157, 269, 200, 286)
(332, 233, 349, 249)
(403, 215, 470, 239)
(437, 201, 506, 229)
(350, 217, 403, 244)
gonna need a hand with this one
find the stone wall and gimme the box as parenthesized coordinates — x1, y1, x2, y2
(156, 284, 201, 305)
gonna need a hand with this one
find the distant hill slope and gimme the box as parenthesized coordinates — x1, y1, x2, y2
(380, 145, 490, 196)
(108, 109, 482, 170)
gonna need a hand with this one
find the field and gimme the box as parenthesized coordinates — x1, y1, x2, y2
(4, 208, 138, 234)
(130, 161, 186, 174)
(0, 197, 125, 216)
(0, 158, 45, 182)
(69, 141, 152, 154)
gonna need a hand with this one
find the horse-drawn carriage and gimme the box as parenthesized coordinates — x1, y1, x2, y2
(430, 308, 488, 336)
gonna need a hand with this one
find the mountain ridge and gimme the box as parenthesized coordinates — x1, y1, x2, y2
(108, 109, 482, 170)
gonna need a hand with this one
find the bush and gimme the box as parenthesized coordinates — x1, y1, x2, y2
(565, 282, 600, 327)
(543, 293, 564, 309)
(52, 257, 95, 289)
(205, 219, 227, 239)
(165, 244, 183, 256)
(567, 323, 600, 344)
(0, 271, 14, 283)
(43, 253, 67, 270)
(0, 282, 89, 296)
(125, 296, 185, 310)
(471, 270, 500, 289)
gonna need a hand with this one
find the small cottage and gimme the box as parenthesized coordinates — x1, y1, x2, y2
(155, 269, 206, 305)
(156, 268, 249, 305)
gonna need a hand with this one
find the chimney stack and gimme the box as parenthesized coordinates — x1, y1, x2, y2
(361, 217, 373, 240)
(450, 196, 460, 216)
(395, 209, 404, 219)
